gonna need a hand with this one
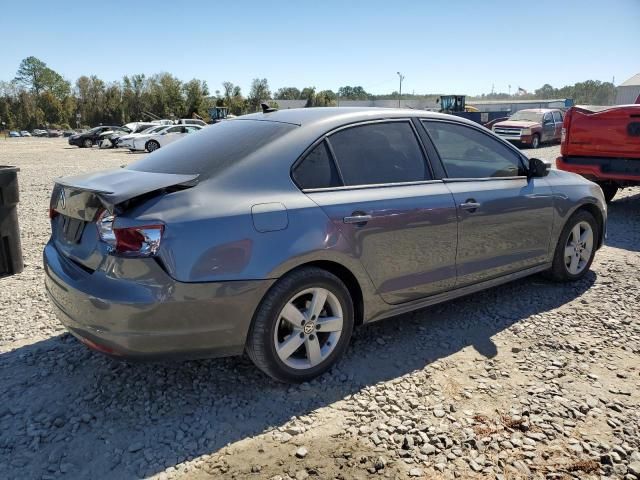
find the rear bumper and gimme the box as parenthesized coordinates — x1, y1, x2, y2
(557, 156, 640, 184)
(43, 242, 274, 360)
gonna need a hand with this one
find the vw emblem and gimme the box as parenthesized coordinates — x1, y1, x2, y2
(58, 189, 66, 209)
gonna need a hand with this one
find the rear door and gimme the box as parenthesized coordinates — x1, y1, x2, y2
(421, 120, 554, 287)
(296, 120, 458, 304)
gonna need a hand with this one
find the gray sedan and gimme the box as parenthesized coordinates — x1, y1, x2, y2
(44, 108, 606, 383)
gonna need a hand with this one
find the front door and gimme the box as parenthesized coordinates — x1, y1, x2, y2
(421, 120, 554, 287)
(542, 112, 556, 142)
(293, 120, 458, 304)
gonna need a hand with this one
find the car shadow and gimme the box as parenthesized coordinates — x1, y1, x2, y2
(0, 271, 596, 479)
(603, 191, 640, 252)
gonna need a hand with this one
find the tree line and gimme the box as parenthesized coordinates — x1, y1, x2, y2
(469, 80, 616, 105)
(0, 56, 619, 130)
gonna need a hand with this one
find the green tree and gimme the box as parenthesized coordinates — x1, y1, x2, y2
(14, 56, 49, 95)
(314, 90, 337, 107)
(248, 78, 271, 111)
(184, 79, 209, 117)
(274, 87, 301, 100)
(337, 85, 369, 100)
(14, 56, 70, 100)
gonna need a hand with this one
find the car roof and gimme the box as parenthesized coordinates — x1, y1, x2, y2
(236, 107, 477, 128)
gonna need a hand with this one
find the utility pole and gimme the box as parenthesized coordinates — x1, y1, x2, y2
(397, 72, 405, 108)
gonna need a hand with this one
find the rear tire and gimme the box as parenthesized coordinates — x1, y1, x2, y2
(146, 140, 160, 152)
(546, 210, 598, 282)
(597, 182, 618, 203)
(246, 267, 354, 383)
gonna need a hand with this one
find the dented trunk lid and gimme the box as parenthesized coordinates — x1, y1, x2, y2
(49, 168, 198, 271)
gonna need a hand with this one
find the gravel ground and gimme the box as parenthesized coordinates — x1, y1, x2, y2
(0, 138, 639, 480)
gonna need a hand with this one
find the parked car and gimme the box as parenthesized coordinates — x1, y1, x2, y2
(116, 125, 170, 150)
(98, 122, 157, 149)
(44, 108, 606, 383)
(8, 131, 21, 137)
(129, 124, 202, 152)
(33, 129, 48, 137)
(47, 129, 63, 137)
(175, 118, 207, 127)
(68, 126, 123, 148)
(20, 130, 31, 137)
(557, 104, 640, 202)
(63, 130, 76, 137)
(492, 108, 564, 148)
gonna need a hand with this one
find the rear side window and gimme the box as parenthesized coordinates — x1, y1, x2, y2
(293, 141, 342, 189)
(552, 111, 563, 123)
(422, 121, 525, 178)
(128, 120, 296, 179)
(328, 122, 429, 186)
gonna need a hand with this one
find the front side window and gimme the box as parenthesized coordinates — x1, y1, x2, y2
(543, 113, 553, 124)
(328, 121, 429, 186)
(422, 121, 525, 178)
(292, 141, 342, 189)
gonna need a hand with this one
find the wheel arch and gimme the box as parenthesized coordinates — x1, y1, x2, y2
(571, 202, 605, 249)
(271, 260, 365, 327)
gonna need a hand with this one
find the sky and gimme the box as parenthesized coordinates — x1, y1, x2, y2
(1, 0, 638, 96)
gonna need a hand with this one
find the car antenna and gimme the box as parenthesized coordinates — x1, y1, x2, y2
(261, 103, 277, 113)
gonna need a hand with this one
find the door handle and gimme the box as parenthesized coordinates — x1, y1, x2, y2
(343, 214, 372, 224)
(460, 200, 481, 212)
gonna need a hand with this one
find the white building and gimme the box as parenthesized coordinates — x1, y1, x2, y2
(616, 73, 640, 105)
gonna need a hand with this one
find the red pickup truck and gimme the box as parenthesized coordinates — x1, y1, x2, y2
(556, 104, 640, 202)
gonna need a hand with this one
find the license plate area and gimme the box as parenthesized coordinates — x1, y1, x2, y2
(61, 216, 86, 243)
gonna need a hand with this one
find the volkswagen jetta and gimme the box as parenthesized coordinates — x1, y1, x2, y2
(44, 108, 607, 383)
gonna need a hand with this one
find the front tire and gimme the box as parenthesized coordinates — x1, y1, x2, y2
(145, 140, 160, 152)
(547, 210, 598, 282)
(530, 134, 540, 149)
(246, 267, 354, 383)
(82, 138, 93, 148)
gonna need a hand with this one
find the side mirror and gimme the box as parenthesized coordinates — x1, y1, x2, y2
(528, 157, 550, 178)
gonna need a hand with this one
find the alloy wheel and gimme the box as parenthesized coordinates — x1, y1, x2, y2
(273, 287, 343, 370)
(564, 221, 594, 275)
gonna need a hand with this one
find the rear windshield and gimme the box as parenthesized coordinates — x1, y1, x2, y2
(127, 120, 296, 179)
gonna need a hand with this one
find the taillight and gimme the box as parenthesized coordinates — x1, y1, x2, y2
(49, 208, 59, 219)
(114, 225, 163, 255)
(96, 210, 164, 256)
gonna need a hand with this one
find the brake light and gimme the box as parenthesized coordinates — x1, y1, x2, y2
(96, 210, 164, 256)
(114, 225, 164, 255)
(49, 208, 59, 219)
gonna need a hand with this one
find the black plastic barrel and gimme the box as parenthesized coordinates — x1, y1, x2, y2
(0, 166, 23, 278)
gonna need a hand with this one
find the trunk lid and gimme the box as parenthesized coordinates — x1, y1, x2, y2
(50, 168, 198, 271)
